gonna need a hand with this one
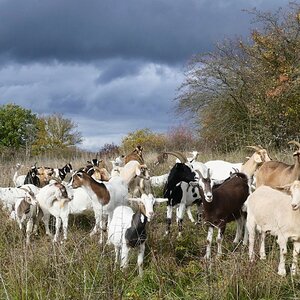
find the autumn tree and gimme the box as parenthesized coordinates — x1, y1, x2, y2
(32, 113, 82, 154)
(176, 3, 300, 150)
(0, 103, 37, 154)
(166, 125, 199, 151)
(121, 128, 167, 153)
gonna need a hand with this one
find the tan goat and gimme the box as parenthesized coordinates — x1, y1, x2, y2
(255, 140, 300, 188)
(124, 145, 144, 164)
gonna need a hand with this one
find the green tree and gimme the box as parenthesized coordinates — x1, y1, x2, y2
(176, 3, 300, 150)
(0, 103, 37, 152)
(32, 113, 82, 154)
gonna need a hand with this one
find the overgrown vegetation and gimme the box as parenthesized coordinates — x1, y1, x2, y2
(176, 3, 300, 151)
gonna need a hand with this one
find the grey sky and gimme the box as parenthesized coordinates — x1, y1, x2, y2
(0, 0, 290, 150)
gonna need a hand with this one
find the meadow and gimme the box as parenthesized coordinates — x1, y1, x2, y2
(0, 149, 299, 300)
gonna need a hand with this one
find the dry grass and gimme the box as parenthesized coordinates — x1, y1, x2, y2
(0, 149, 299, 299)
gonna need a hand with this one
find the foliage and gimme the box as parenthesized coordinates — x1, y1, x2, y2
(32, 113, 82, 154)
(121, 127, 201, 154)
(121, 128, 167, 153)
(176, 3, 300, 150)
(0, 103, 37, 152)
(166, 125, 199, 151)
(98, 143, 121, 158)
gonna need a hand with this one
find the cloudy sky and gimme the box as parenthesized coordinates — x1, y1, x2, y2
(0, 0, 290, 151)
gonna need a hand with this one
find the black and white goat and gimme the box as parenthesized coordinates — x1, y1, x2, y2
(24, 165, 40, 186)
(53, 163, 73, 181)
(107, 193, 165, 276)
(163, 152, 213, 237)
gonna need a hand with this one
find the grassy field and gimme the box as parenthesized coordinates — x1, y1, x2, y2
(0, 149, 299, 299)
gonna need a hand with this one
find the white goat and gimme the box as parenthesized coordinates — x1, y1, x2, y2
(246, 181, 300, 276)
(36, 182, 71, 242)
(149, 173, 169, 188)
(204, 160, 242, 183)
(13, 163, 26, 187)
(0, 184, 40, 212)
(70, 171, 129, 243)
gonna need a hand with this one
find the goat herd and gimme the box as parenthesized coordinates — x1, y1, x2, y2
(1, 141, 300, 277)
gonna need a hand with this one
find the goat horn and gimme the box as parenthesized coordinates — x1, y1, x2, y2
(155, 198, 168, 203)
(195, 169, 203, 178)
(288, 140, 300, 149)
(128, 198, 141, 202)
(163, 151, 188, 163)
(246, 145, 263, 152)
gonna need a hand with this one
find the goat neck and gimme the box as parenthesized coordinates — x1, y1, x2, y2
(84, 178, 110, 205)
(71, 172, 110, 205)
(125, 210, 147, 248)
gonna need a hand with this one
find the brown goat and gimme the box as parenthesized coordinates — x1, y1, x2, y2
(124, 145, 144, 164)
(255, 141, 300, 188)
(37, 166, 54, 186)
(203, 172, 249, 259)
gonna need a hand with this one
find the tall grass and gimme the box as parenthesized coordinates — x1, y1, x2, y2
(0, 148, 299, 299)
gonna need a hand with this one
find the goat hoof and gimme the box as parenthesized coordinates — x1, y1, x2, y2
(278, 270, 286, 277)
(291, 269, 297, 276)
(204, 255, 210, 261)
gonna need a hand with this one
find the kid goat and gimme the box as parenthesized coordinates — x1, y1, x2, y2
(107, 193, 160, 276)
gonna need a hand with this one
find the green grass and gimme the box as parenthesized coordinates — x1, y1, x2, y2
(0, 149, 299, 299)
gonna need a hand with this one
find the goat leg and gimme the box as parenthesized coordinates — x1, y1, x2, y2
(165, 205, 172, 235)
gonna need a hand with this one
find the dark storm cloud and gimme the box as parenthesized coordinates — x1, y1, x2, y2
(0, 0, 292, 150)
(0, 0, 290, 66)
(95, 59, 143, 84)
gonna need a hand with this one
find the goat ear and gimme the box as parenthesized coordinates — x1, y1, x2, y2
(76, 172, 84, 178)
(293, 150, 300, 156)
(155, 198, 168, 203)
(207, 168, 211, 177)
(135, 166, 141, 176)
(275, 184, 292, 195)
(253, 153, 263, 163)
(128, 197, 141, 202)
